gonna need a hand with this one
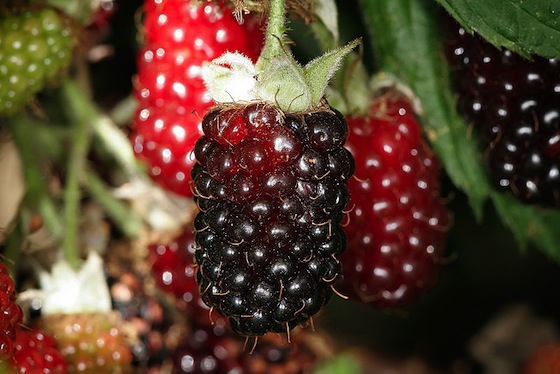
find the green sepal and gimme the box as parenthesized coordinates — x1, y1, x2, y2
(256, 47, 312, 112)
(303, 38, 361, 108)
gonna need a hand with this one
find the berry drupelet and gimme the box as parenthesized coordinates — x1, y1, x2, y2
(191, 102, 354, 336)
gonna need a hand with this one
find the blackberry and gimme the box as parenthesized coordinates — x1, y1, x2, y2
(444, 18, 560, 207)
(192, 102, 353, 336)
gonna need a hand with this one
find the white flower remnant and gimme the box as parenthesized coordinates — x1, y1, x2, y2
(202, 52, 258, 103)
(38, 251, 112, 315)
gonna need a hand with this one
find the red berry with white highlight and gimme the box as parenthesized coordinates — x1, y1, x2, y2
(340, 94, 450, 308)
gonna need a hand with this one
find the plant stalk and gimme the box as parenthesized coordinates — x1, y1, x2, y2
(255, 0, 286, 72)
(84, 169, 142, 238)
(61, 80, 93, 269)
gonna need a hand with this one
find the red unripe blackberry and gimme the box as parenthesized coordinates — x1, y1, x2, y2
(0, 260, 23, 360)
(192, 102, 353, 336)
(340, 95, 449, 308)
(11, 327, 67, 374)
(444, 19, 560, 207)
(131, 0, 263, 197)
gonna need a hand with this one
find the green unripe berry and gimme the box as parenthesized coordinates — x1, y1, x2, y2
(0, 7, 75, 116)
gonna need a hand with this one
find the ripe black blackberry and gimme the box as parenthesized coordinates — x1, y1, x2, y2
(191, 102, 353, 336)
(444, 19, 560, 207)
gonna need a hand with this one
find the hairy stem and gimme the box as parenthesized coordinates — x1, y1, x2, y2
(255, 0, 286, 72)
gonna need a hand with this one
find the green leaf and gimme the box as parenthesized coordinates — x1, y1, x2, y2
(436, 0, 560, 58)
(491, 192, 560, 259)
(361, 0, 490, 219)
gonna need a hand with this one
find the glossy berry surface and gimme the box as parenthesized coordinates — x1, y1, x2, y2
(131, 0, 263, 197)
(11, 327, 67, 374)
(0, 261, 23, 360)
(0, 7, 74, 116)
(192, 103, 353, 336)
(444, 20, 560, 207)
(340, 95, 449, 308)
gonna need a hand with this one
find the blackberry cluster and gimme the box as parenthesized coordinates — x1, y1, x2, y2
(192, 102, 354, 336)
(0, 7, 74, 116)
(444, 19, 560, 207)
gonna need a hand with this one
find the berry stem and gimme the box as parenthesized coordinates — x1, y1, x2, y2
(84, 169, 142, 238)
(61, 80, 94, 269)
(89, 102, 145, 176)
(255, 0, 286, 73)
